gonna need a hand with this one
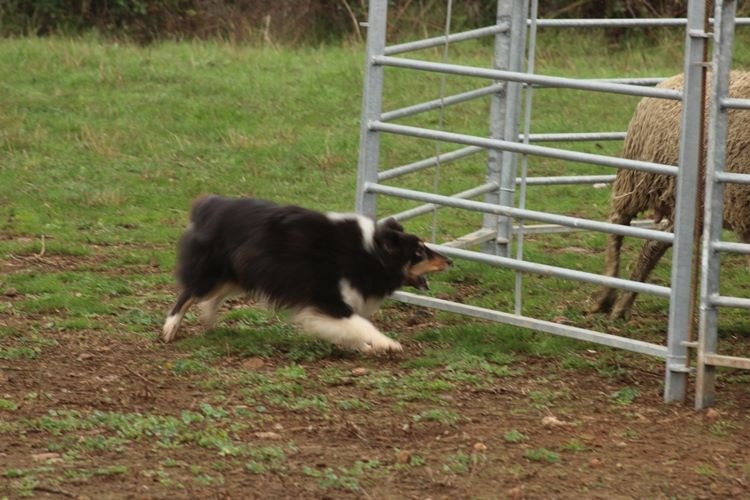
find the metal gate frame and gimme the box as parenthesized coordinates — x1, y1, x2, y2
(356, 0, 750, 406)
(695, 0, 750, 409)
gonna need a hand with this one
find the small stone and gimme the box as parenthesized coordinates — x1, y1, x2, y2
(3, 288, 17, 297)
(589, 458, 604, 468)
(77, 353, 94, 361)
(506, 486, 524, 499)
(242, 357, 265, 370)
(705, 408, 721, 421)
(541, 415, 568, 427)
(32, 452, 62, 463)
(473, 442, 488, 452)
(351, 367, 368, 377)
(254, 431, 282, 440)
(395, 449, 411, 464)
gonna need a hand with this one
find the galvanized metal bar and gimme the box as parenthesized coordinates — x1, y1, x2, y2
(495, 0, 528, 257)
(532, 77, 665, 89)
(384, 24, 508, 55)
(393, 291, 669, 358)
(366, 183, 674, 243)
(702, 353, 750, 370)
(381, 83, 504, 122)
(378, 146, 482, 181)
(482, 0, 515, 255)
(712, 241, 750, 254)
(355, 0, 388, 217)
(385, 182, 498, 222)
(720, 96, 750, 109)
(371, 121, 679, 176)
(715, 171, 750, 184)
(518, 175, 615, 185)
(666, 0, 709, 404)
(374, 56, 684, 100)
(533, 17, 750, 28)
(423, 243, 671, 297)
(709, 294, 750, 309)
(696, 0, 738, 410)
(525, 132, 626, 142)
(514, 219, 655, 235)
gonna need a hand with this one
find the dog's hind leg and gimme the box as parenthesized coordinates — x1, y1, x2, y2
(293, 308, 402, 353)
(197, 283, 243, 330)
(162, 290, 195, 343)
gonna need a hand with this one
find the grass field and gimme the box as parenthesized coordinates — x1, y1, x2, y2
(2, 31, 750, 498)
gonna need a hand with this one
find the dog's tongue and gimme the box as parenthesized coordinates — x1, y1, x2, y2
(406, 275, 429, 290)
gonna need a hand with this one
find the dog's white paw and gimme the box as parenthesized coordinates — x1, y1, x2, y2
(161, 315, 181, 343)
(360, 336, 402, 354)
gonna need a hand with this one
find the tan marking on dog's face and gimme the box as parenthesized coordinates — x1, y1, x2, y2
(405, 242, 452, 282)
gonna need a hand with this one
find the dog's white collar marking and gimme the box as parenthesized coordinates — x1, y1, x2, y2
(327, 212, 376, 251)
(339, 279, 384, 318)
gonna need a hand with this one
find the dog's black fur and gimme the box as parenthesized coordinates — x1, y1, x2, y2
(162, 195, 451, 352)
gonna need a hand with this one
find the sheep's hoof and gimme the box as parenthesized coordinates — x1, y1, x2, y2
(589, 289, 617, 314)
(609, 304, 632, 321)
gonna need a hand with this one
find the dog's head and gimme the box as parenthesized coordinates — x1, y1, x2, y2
(377, 218, 452, 290)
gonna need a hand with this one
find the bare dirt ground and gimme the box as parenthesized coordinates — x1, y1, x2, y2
(2, 253, 750, 499)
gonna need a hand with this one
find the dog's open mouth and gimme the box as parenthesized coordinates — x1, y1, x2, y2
(405, 247, 453, 290)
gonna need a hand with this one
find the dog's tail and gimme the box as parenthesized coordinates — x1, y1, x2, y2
(188, 194, 220, 228)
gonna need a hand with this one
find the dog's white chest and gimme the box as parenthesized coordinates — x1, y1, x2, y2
(339, 279, 385, 318)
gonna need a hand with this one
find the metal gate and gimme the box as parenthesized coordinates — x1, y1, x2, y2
(355, 0, 750, 407)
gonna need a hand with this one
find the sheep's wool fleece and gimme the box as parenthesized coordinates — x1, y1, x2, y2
(612, 70, 750, 241)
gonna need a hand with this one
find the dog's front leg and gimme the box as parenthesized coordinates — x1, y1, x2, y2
(293, 308, 402, 353)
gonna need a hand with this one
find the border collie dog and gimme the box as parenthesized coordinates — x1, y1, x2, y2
(162, 196, 451, 353)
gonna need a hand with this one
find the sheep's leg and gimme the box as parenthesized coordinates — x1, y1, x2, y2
(741, 233, 750, 270)
(589, 211, 632, 313)
(610, 221, 673, 320)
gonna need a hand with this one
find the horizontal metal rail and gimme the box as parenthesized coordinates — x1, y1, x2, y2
(374, 56, 683, 100)
(712, 241, 750, 255)
(524, 132, 626, 142)
(519, 174, 615, 185)
(715, 171, 750, 185)
(382, 83, 504, 122)
(533, 17, 750, 28)
(515, 219, 655, 235)
(371, 121, 678, 176)
(393, 291, 668, 358)
(367, 183, 674, 243)
(384, 24, 508, 56)
(709, 295, 750, 309)
(721, 96, 750, 109)
(387, 182, 498, 222)
(702, 353, 750, 370)
(378, 146, 483, 181)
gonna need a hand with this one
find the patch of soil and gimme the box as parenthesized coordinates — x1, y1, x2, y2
(1, 252, 750, 498)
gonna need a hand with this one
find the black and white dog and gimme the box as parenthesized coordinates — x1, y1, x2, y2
(162, 195, 451, 353)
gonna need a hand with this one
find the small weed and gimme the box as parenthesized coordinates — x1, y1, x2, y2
(696, 464, 716, 477)
(503, 429, 527, 443)
(199, 403, 229, 419)
(412, 409, 461, 425)
(524, 448, 560, 464)
(337, 398, 373, 411)
(709, 420, 734, 437)
(611, 387, 639, 405)
(94, 465, 128, 476)
(442, 451, 484, 474)
(0, 398, 18, 411)
(562, 438, 588, 452)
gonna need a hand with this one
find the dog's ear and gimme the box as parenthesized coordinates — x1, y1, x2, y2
(378, 229, 416, 258)
(379, 217, 404, 233)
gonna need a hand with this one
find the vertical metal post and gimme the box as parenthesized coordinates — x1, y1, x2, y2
(696, 0, 736, 410)
(355, 0, 388, 217)
(664, 0, 708, 403)
(483, 0, 526, 256)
